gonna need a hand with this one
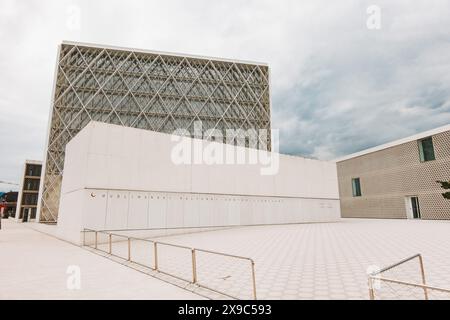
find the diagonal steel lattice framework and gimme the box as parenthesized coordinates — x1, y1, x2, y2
(39, 42, 272, 223)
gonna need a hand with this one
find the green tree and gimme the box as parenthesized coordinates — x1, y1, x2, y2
(436, 180, 450, 200)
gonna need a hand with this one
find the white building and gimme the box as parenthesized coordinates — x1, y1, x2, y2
(57, 121, 340, 244)
(15, 160, 42, 222)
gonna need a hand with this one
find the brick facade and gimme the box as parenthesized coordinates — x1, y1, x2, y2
(337, 130, 450, 219)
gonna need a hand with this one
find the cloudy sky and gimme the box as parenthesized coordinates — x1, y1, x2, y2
(1, 0, 449, 190)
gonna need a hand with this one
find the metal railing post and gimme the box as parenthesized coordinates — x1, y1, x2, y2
(95, 231, 98, 249)
(191, 249, 197, 284)
(368, 277, 375, 300)
(128, 237, 131, 261)
(109, 234, 112, 254)
(251, 260, 257, 300)
(418, 254, 428, 300)
(154, 242, 158, 270)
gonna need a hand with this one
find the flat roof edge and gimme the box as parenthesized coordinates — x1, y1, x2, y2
(61, 41, 269, 67)
(334, 123, 450, 162)
(24, 160, 43, 165)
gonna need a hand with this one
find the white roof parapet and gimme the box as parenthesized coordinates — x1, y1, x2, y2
(334, 123, 450, 162)
(61, 40, 269, 67)
(24, 160, 43, 165)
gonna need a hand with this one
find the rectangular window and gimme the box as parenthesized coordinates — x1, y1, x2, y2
(418, 137, 435, 162)
(22, 193, 38, 205)
(26, 164, 42, 177)
(24, 178, 40, 191)
(352, 178, 362, 197)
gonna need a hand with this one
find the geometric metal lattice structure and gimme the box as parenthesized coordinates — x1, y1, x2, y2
(39, 41, 271, 223)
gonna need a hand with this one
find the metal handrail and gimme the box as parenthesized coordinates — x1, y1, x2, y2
(367, 253, 448, 300)
(81, 228, 257, 300)
(371, 276, 450, 293)
(155, 240, 192, 251)
(370, 253, 423, 275)
(194, 247, 253, 261)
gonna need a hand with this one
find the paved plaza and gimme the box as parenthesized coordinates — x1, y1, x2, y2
(2, 218, 450, 299)
(0, 219, 202, 300)
(147, 219, 450, 299)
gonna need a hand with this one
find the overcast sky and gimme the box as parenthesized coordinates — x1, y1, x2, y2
(1, 0, 449, 190)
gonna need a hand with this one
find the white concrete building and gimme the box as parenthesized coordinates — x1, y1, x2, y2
(57, 122, 340, 244)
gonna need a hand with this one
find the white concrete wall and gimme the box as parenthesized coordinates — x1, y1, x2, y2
(57, 121, 340, 244)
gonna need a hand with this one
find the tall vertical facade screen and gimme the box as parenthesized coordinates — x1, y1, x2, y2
(39, 42, 271, 222)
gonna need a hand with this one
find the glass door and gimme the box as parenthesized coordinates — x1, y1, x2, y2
(411, 197, 421, 219)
